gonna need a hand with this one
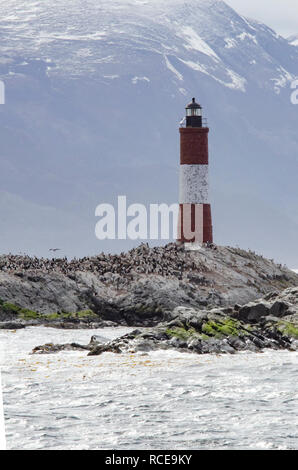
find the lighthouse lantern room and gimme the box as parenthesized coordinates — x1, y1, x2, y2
(185, 97, 202, 127)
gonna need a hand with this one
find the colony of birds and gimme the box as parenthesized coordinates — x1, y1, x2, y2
(0, 243, 209, 280)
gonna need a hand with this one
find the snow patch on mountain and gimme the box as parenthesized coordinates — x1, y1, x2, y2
(164, 56, 183, 81)
(237, 32, 258, 44)
(225, 69, 247, 92)
(288, 34, 298, 46)
(180, 59, 246, 92)
(271, 67, 297, 94)
(239, 16, 258, 32)
(132, 76, 150, 84)
(224, 38, 237, 49)
(104, 75, 119, 80)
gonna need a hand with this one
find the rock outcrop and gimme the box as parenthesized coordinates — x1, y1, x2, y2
(32, 287, 298, 356)
(0, 243, 297, 328)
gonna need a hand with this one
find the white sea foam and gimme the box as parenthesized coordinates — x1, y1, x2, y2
(1, 326, 298, 450)
(0, 370, 6, 450)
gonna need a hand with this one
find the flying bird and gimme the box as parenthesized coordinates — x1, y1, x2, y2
(49, 248, 61, 252)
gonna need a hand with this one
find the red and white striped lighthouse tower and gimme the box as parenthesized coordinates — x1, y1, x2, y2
(177, 98, 213, 247)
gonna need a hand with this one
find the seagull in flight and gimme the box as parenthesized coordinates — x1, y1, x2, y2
(49, 248, 61, 252)
(179, 117, 186, 126)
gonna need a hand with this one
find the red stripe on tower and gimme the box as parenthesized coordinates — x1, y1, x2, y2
(177, 98, 213, 246)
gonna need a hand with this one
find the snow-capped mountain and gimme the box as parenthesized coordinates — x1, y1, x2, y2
(0, 0, 296, 91)
(0, 0, 298, 265)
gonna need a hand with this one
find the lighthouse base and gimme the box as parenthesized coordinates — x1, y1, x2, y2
(177, 203, 213, 244)
(184, 242, 204, 251)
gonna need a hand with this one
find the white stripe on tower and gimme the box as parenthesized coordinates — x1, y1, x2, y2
(179, 164, 209, 204)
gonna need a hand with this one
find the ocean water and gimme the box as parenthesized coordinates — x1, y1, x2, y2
(0, 326, 297, 450)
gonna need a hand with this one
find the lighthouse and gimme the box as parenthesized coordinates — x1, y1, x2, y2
(178, 98, 213, 247)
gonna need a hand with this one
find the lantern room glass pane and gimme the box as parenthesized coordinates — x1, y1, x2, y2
(186, 108, 202, 117)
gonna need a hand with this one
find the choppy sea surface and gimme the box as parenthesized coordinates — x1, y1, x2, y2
(0, 326, 297, 450)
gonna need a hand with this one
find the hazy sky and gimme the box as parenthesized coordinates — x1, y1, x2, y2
(225, 0, 298, 38)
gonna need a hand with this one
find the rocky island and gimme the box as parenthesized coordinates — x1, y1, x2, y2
(0, 243, 298, 355)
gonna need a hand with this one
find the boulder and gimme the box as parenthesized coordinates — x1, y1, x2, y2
(269, 301, 290, 317)
(0, 321, 25, 330)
